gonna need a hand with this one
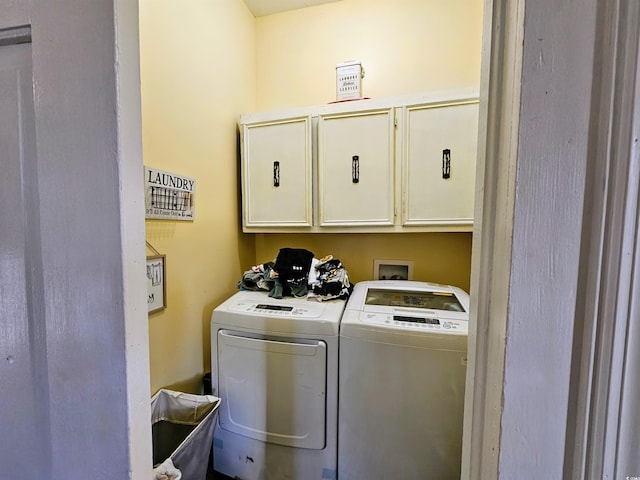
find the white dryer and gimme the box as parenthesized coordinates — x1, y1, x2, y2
(338, 280, 469, 480)
(210, 290, 346, 480)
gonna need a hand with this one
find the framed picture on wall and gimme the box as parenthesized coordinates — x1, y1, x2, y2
(146, 254, 166, 314)
(373, 259, 414, 281)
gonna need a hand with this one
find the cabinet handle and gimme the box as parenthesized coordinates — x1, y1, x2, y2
(352, 155, 360, 183)
(442, 149, 451, 179)
(273, 161, 280, 187)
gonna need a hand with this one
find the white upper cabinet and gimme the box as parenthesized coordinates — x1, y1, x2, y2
(241, 115, 313, 228)
(239, 91, 479, 233)
(401, 100, 479, 226)
(317, 107, 395, 226)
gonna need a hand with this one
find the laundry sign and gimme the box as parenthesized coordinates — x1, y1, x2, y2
(144, 166, 196, 220)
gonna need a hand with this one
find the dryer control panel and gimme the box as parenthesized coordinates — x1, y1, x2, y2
(228, 300, 325, 318)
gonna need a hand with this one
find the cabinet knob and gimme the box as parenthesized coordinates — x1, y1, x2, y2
(352, 155, 360, 183)
(273, 161, 280, 187)
(442, 149, 451, 179)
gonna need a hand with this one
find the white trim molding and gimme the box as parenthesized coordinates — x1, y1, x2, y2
(462, 0, 524, 477)
(565, 1, 640, 478)
(465, 0, 640, 478)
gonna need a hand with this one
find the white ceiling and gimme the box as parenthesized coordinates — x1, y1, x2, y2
(243, 0, 343, 17)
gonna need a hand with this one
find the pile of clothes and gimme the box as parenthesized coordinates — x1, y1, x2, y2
(238, 247, 353, 301)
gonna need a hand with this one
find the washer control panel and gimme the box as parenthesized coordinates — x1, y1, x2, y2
(360, 312, 466, 332)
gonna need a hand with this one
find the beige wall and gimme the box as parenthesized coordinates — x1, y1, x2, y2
(256, 233, 473, 291)
(255, 0, 483, 110)
(139, 0, 483, 394)
(253, 0, 483, 292)
(139, 0, 256, 394)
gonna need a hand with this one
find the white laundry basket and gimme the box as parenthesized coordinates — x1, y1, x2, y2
(151, 389, 221, 480)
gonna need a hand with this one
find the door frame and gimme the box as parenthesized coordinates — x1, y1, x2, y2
(464, 0, 640, 477)
(0, 1, 151, 477)
(5, 0, 639, 476)
(461, 0, 524, 476)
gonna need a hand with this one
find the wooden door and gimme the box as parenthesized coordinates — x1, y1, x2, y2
(0, 3, 151, 478)
(0, 37, 45, 480)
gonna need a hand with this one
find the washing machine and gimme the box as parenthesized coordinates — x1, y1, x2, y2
(210, 290, 346, 480)
(338, 280, 469, 480)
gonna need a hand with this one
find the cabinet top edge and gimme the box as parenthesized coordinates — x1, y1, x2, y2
(239, 87, 480, 124)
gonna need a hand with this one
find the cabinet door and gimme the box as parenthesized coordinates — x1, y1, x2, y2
(242, 116, 312, 228)
(318, 108, 395, 226)
(402, 101, 479, 226)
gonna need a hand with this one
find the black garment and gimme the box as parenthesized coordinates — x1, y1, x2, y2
(273, 248, 315, 297)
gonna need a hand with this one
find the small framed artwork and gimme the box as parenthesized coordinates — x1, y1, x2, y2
(373, 259, 414, 281)
(146, 254, 166, 314)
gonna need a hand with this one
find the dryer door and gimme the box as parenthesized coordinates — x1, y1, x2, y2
(217, 330, 327, 449)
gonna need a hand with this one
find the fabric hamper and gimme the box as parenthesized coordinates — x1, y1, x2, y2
(151, 389, 221, 480)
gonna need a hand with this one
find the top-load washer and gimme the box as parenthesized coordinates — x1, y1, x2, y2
(210, 290, 346, 480)
(338, 280, 469, 480)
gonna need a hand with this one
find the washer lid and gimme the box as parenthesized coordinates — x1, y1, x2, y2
(363, 287, 465, 312)
(349, 280, 468, 311)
